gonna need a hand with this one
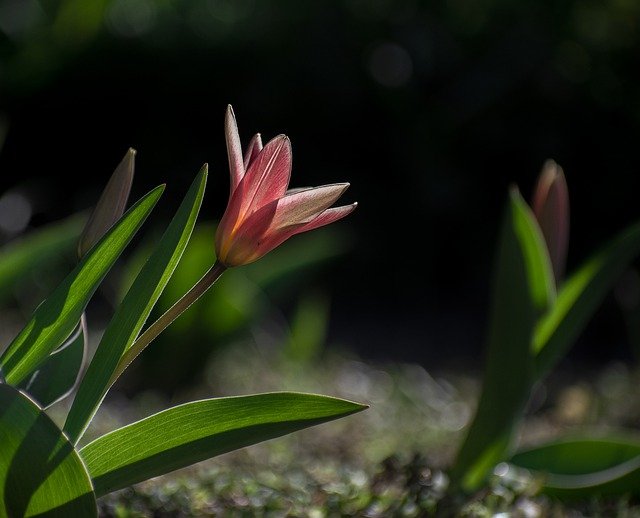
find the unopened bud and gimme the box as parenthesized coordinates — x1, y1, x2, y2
(77, 148, 135, 258)
(532, 159, 570, 282)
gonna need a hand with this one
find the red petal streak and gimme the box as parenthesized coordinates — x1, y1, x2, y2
(244, 133, 263, 170)
(239, 135, 292, 219)
(225, 105, 245, 196)
(230, 198, 357, 266)
(219, 200, 280, 266)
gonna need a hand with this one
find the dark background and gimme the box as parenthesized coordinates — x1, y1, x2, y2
(2, 0, 640, 374)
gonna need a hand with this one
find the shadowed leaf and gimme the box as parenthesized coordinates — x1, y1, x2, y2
(0, 384, 96, 517)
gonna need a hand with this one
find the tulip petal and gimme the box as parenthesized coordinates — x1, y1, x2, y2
(226, 183, 349, 259)
(239, 135, 292, 218)
(237, 201, 357, 266)
(270, 183, 350, 229)
(298, 203, 358, 233)
(225, 105, 245, 195)
(243, 133, 263, 170)
(218, 200, 280, 266)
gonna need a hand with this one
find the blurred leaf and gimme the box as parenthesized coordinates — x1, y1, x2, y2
(120, 224, 347, 342)
(81, 392, 367, 497)
(0, 215, 83, 303)
(243, 227, 351, 289)
(0, 384, 96, 517)
(534, 222, 640, 377)
(0, 185, 164, 386)
(64, 169, 207, 444)
(510, 437, 640, 498)
(449, 189, 550, 491)
(283, 290, 330, 362)
(77, 148, 135, 258)
(53, 0, 109, 46)
(18, 315, 87, 409)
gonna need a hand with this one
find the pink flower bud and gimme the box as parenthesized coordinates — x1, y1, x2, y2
(532, 159, 570, 282)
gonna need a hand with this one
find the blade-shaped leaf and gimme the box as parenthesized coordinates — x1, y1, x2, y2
(18, 314, 87, 408)
(0, 384, 96, 517)
(80, 392, 367, 496)
(64, 168, 207, 444)
(0, 185, 164, 386)
(0, 215, 83, 302)
(534, 222, 640, 377)
(449, 189, 552, 492)
(510, 437, 640, 498)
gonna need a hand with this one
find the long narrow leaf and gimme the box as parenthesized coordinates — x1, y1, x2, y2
(64, 168, 207, 444)
(81, 392, 367, 496)
(0, 384, 97, 517)
(449, 189, 551, 491)
(0, 186, 164, 386)
(18, 315, 87, 408)
(510, 437, 640, 498)
(534, 222, 640, 377)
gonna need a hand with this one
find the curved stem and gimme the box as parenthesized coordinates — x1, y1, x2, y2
(111, 261, 227, 384)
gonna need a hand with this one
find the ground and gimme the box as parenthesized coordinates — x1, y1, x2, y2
(54, 342, 640, 517)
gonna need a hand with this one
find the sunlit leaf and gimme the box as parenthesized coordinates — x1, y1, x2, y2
(0, 384, 96, 517)
(510, 437, 640, 498)
(81, 392, 367, 496)
(449, 189, 552, 491)
(64, 169, 207, 444)
(18, 315, 87, 408)
(0, 185, 164, 386)
(534, 222, 640, 377)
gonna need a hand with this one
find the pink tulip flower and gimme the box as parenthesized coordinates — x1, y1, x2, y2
(532, 159, 570, 282)
(215, 105, 357, 267)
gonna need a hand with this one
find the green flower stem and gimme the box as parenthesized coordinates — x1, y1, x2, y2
(110, 261, 227, 384)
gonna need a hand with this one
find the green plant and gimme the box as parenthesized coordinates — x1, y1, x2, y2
(0, 108, 365, 516)
(449, 160, 640, 495)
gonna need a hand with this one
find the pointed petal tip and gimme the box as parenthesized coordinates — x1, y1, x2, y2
(225, 105, 237, 125)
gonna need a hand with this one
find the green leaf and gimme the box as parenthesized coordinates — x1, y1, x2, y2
(64, 168, 207, 444)
(0, 186, 163, 386)
(0, 384, 96, 517)
(534, 222, 640, 377)
(510, 437, 640, 498)
(0, 215, 83, 303)
(18, 315, 87, 409)
(81, 392, 367, 496)
(449, 189, 550, 492)
(283, 290, 330, 362)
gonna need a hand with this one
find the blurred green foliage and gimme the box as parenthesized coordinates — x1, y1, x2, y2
(3, 0, 640, 364)
(119, 222, 350, 391)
